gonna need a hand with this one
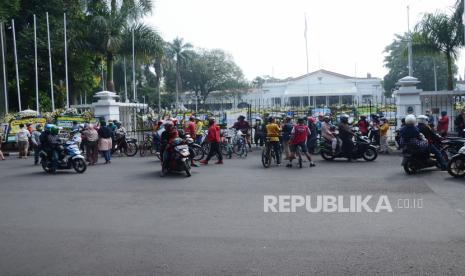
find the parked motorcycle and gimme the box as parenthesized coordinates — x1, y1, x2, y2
(161, 138, 192, 177)
(185, 134, 205, 161)
(40, 140, 87, 174)
(447, 145, 465, 178)
(112, 134, 138, 156)
(320, 133, 378, 162)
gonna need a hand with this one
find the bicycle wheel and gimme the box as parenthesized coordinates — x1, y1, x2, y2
(261, 147, 272, 168)
(192, 146, 205, 161)
(139, 142, 147, 157)
(124, 141, 138, 157)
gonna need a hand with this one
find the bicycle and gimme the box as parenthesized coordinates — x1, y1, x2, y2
(139, 132, 154, 157)
(262, 138, 277, 168)
(233, 131, 248, 158)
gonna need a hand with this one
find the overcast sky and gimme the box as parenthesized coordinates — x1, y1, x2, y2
(144, 0, 464, 81)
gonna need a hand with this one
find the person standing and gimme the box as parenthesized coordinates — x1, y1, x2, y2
(437, 111, 449, 137)
(16, 124, 31, 159)
(265, 117, 281, 165)
(287, 117, 315, 167)
(253, 118, 265, 147)
(0, 133, 5, 160)
(98, 121, 113, 164)
(379, 118, 390, 154)
(455, 109, 465, 138)
(307, 117, 317, 154)
(357, 115, 369, 136)
(31, 125, 42, 165)
(83, 124, 99, 165)
(184, 117, 197, 139)
(281, 116, 294, 160)
(200, 119, 223, 165)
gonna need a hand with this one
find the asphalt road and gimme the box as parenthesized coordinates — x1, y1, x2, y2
(1, 149, 465, 275)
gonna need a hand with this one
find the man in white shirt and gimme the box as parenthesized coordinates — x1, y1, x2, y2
(16, 123, 31, 159)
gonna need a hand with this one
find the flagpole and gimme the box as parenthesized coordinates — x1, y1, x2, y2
(46, 12, 55, 111)
(34, 15, 39, 115)
(64, 13, 69, 108)
(0, 22, 8, 114)
(12, 19, 21, 112)
(407, 6, 413, 77)
(124, 56, 128, 102)
(132, 27, 136, 102)
(304, 13, 310, 108)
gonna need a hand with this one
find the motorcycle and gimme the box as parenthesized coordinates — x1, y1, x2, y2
(447, 145, 465, 178)
(401, 144, 442, 175)
(440, 137, 465, 162)
(112, 134, 138, 156)
(40, 140, 87, 174)
(161, 139, 192, 177)
(320, 132, 378, 162)
(185, 134, 205, 161)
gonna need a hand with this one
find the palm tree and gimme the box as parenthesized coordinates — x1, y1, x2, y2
(413, 12, 462, 90)
(168, 37, 193, 109)
(83, 0, 161, 92)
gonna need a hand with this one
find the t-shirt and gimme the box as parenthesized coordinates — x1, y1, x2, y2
(16, 128, 30, 142)
(266, 123, 281, 142)
(291, 125, 309, 145)
(282, 123, 294, 141)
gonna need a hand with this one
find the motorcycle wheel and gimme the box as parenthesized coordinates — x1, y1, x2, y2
(362, 147, 378, 161)
(192, 146, 205, 161)
(41, 160, 52, 173)
(447, 156, 465, 178)
(124, 141, 138, 157)
(320, 150, 335, 161)
(403, 160, 417, 175)
(184, 160, 192, 177)
(72, 158, 87, 173)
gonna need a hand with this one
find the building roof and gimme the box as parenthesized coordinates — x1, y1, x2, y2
(270, 69, 379, 83)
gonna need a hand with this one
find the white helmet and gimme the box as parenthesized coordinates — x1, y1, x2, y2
(405, 114, 416, 125)
(417, 115, 428, 124)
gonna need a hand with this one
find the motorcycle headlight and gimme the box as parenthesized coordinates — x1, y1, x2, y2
(459, 146, 465, 154)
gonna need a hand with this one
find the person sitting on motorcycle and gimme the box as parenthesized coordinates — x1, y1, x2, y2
(321, 116, 337, 154)
(338, 114, 355, 161)
(40, 125, 60, 172)
(265, 116, 281, 165)
(233, 115, 252, 150)
(161, 121, 179, 169)
(287, 117, 315, 168)
(184, 117, 197, 140)
(399, 115, 429, 156)
(417, 115, 447, 170)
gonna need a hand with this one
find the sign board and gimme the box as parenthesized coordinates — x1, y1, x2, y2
(7, 117, 47, 142)
(55, 116, 97, 129)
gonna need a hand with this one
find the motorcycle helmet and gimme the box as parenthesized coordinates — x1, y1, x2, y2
(50, 126, 59, 135)
(417, 115, 428, 124)
(172, 138, 183, 146)
(307, 117, 316, 123)
(340, 114, 349, 123)
(405, 114, 416, 125)
(297, 117, 305, 124)
(164, 121, 174, 131)
(268, 116, 274, 123)
(238, 115, 245, 121)
(44, 123, 54, 131)
(36, 124, 43, 131)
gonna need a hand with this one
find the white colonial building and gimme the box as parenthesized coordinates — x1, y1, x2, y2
(244, 69, 384, 108)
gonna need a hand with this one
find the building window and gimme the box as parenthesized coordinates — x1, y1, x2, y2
(362, 95, 373, 103)
(328, 96, 339, 106)
(315, 96, 326, 107)
(341, 95, 353, 105)
(272, 97, 281, 106)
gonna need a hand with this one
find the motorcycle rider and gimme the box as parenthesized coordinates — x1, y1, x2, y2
(265, 116, 281, 165)
(417, 115, 447, 170)
(321, 116, 337, 154)
(39, 125, 60, 172)
(357, 115, 369, 136)
(160, 121, 179, 169)
(338, 114, 355, 161)
(287, 117, 315, 168)
(399, 114, 429, 154)
(369, 114, 380, 145)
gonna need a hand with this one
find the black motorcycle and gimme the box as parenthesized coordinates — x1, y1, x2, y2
(160, 140, 191, 177)
(447, 145, 465, 178)
(440, 137, 465, 162)
(320, 133, 378, 162)
(112, 134, 138, 156)
(185, 135, 204, 161)
(402, 145, 441, 175)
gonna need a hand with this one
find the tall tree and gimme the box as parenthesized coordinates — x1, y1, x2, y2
(383, 34, 454, 96)
(168, 37, 192, 108)
(83, 0, 161, 92)
(413, 12, 462, 90)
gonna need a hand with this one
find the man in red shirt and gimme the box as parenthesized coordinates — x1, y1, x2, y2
(184, 117, 197, 139)
(437, 111, 449, 137)
(200, 119, 223, 165)
(287, 117, 315, 168)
